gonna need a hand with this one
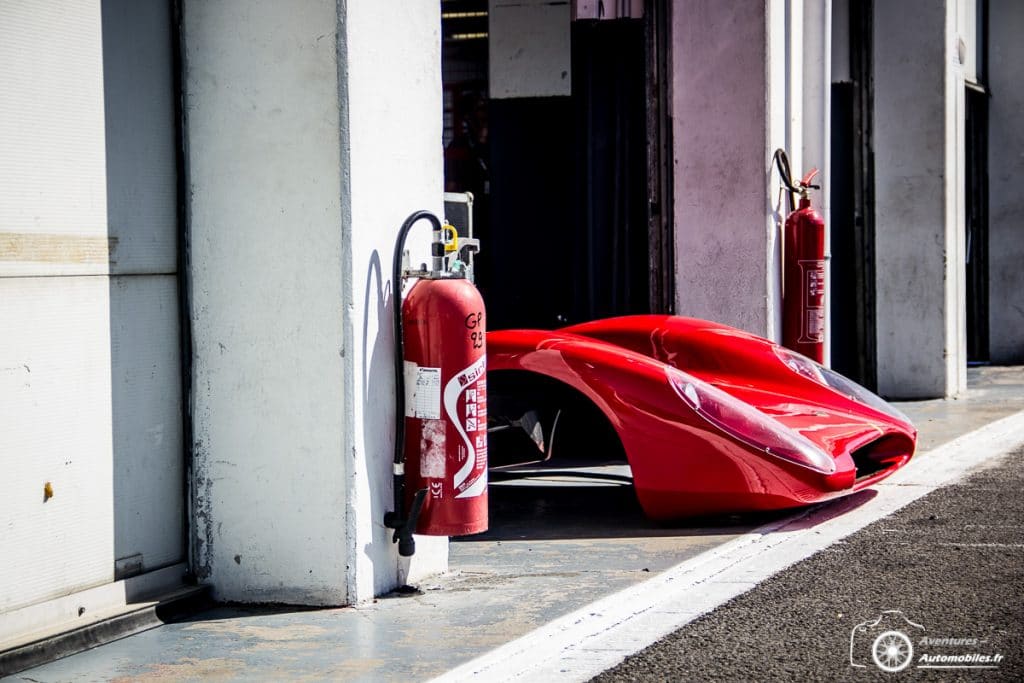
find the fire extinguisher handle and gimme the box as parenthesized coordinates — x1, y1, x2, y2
(773, 150, 821, 208)
(800, 167, 821, 189)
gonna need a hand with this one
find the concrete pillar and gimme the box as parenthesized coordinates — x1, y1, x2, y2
(341, 0, 448, 604)
(988, 0, 1024, 363)
(183, 0, 445, 605)
(672, 0, 814, 341)
(873, 0, 967, 398)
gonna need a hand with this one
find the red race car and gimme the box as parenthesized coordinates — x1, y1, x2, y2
(486, 315, 916, 520)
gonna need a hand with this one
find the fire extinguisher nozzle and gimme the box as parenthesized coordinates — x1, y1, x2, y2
(391, 488, 428, 557)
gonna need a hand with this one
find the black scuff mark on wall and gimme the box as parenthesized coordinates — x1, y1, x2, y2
(190, 440, 216, 581)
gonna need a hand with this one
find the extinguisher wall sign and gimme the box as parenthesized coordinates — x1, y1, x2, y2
(781, 162, 828, 363)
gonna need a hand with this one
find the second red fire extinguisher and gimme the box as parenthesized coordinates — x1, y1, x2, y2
(776, 150, 827, 364)
(385, 210, 487, 557)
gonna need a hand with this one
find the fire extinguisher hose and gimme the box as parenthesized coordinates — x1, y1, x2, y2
(772, 148, 799, 213)
(385, 210, 443, 557)
(773, 149, 822, 213)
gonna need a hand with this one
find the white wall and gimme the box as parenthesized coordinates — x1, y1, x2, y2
(184, 0, 446, 605)
(1, 0, 184, 630)
(673, 0, 805, 340)
(0, 1, 109, 278)
(1, 0, 183, 619)
(873, 0, 967, 398)
(101, 0, 179, 276)
(109, 275, 183, 574)
(1, 0, 114, 614)
(0, 277, 114, 613)
(183, 0, 349, 605)
(341, 0, 448, 604)
(987, 0, 1024, 363)
(102, 0, 184, 579)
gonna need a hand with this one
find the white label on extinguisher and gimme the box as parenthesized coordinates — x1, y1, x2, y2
(404, 361, 441, 419)
(806, 310, 825, 341)
(444, 355, 488, 499)
(419, 419, 446, 478)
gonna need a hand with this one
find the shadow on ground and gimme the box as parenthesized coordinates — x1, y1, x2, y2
(455, 477, 808, 543)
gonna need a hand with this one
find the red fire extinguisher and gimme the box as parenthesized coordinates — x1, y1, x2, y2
(385, 210, 487, 556)
(776, 150, 827, 363)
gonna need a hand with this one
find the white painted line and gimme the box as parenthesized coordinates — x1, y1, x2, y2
(433, 410, 1024, 683)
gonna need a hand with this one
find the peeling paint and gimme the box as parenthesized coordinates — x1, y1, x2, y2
(419, 419, 446, 478)
(190, 450, 215, 580)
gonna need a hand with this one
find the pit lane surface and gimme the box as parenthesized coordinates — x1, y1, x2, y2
(8, 369, 1023, 682)
(593, 446, 1024, 682)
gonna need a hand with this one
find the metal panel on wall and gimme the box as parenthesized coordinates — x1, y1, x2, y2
(0, 1, 109, 279)
(102, 0, 180, 276)
(102, 0, 185, 579)
(0, 0, 183, 618)
(0, 276, 116, 612)
(110, 275, 184, 576)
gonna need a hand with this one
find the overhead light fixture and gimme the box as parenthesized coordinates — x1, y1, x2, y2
(442, 11, 488, 20)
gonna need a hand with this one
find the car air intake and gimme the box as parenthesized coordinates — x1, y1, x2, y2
(851, 434, 915, 481)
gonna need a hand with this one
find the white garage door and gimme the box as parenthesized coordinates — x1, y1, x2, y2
(0, 0, 184, 615)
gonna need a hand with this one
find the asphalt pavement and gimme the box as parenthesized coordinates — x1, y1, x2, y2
(593, 446, 1024, 682)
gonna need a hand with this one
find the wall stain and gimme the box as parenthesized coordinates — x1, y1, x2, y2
(0, 232, 118, 264)
(191, 438, 215, 580)
(110, 656, 246, 682)
(181, 622, 328, 642)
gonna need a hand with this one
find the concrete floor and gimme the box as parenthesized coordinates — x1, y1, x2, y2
(899, 366, 1024, 451)
(7, 366, 1023, 682)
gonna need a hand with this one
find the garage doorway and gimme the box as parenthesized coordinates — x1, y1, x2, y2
(441, 0, 673, 331)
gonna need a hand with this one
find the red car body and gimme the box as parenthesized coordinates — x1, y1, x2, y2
(487, 315, 917, 520)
